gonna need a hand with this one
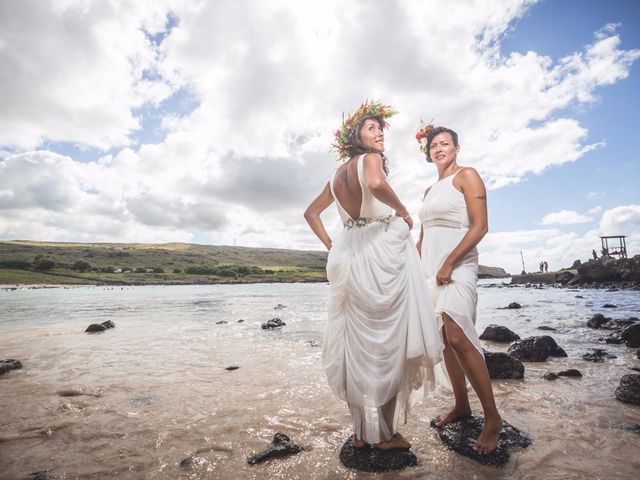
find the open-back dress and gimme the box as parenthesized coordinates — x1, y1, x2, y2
(323, 153, 443, 444)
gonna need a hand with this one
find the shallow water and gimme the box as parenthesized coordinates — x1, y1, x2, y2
(0, 282, 639, 479)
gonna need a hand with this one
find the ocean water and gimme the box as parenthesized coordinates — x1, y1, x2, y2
(0, 281, 639, 479)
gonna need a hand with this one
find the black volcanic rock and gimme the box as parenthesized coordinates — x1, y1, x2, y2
(430, 414, 531, 467)
(582, 348, 617, 362)
(543, 372, 559, 381)
(484, 351, 524, 379)
(85, 323, 106, 333)
(506, 302, 522, 309)
(621, 323, 640, 348)
(615, 374, 640, 405)
(507, 336, 566, 362)
(558, 369, 582, 378)
(587, 314, 609, 329)
(102, 320, 115, 329)
(0, 359, 23, 376)
(338, 437, 417, 472)
(247, 432, 302, 465)
(479, 325, 520, 342)
(261, 318, 286, 330)
(603, 304, 617, 308)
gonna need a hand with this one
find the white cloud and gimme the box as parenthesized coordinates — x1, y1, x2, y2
(541, 210, 593, 225)
(0, 0, 638, 259)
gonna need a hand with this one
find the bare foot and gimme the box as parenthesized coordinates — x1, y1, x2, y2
(474, 416, 502, 454)
(374, 433, 411, 450)
(352, 434, 366, 448)
(434, 407, 472, 428)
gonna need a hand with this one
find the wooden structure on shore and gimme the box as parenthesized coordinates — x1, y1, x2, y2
(600, 235, 627, 259)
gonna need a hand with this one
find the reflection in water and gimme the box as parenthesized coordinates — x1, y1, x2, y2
(0, 282, 638, 479)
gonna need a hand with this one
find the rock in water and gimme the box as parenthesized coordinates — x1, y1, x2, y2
(621, 323, 640, 348)
(261, 318, 286, 330)
(507, 302, 522, 309)
(430, 414, 531, 467)
(85, 323, 106, 333)
(543, 372, 559, 381)
(507, 336, 566, 362)
(587, 314, 609, 329)
(582, 349, 617, 362)
(247, 432, 303, 465)
(0, 359, 23, 376)
(339, 437, 417, 472)
(615, 374, 640, 405)
(558, 369, 582, 378)
(603, 304, 617, 308)
(101, 320, 115, 329)
(479, 325, 520, 342)
(483, 351, 525, 379)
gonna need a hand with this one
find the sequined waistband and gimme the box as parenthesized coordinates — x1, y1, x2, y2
(423, 219, 464, 229)
(344, 214, 394, 229)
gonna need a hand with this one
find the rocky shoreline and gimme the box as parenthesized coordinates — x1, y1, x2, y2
(510, 255, 640, 290)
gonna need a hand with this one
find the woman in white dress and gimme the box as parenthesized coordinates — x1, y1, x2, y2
(304, 101, 442, 450)
(415, 125, 502, 454)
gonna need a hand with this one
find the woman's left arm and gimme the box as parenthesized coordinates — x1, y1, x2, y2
(435, 168, 488, 285)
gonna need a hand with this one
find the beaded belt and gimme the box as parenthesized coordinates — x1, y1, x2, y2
(344, 214, 393, 229)
(423, 219, 463, 229)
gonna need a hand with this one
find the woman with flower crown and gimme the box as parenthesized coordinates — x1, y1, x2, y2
(304, 101, 443, 450)
(415, 124, 502, 454)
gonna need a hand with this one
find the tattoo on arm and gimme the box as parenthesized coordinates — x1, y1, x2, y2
(474, 195, 486, 201)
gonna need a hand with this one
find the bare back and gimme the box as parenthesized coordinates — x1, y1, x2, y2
(332, 156, 363, 220)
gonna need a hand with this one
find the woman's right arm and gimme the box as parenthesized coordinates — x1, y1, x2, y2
(363, 153, 413, 229)
(304, 182, 334, 251)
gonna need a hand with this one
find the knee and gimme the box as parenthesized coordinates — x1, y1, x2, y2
(445, 328, 472, 354)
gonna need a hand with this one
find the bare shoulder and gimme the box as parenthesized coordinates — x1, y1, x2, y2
(363, 152, 383, 167)
(454, 166, 485, 191)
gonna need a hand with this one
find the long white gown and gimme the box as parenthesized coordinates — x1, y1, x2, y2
(418, 168, 484, 390)
(323, 154, 443, 444)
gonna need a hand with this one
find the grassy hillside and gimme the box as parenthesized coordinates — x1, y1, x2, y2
(0, 241, 328, 285)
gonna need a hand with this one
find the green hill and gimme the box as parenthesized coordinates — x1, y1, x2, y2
(0, 240, 328, 286)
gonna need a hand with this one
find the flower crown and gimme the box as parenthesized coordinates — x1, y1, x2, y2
(415, 121, 434, 155)
(331, 100, 398, 161)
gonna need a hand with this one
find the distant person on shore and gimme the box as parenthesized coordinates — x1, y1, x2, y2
(544, 261, 548, 273)
(414, 124, 502, 454)
(592, 249, 598, 260)
(539, 261, 544, 273)
(304, 101, 443, 450)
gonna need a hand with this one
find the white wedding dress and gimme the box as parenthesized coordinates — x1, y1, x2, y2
(323, 154, 443, 444)
(418, 168, 484, 391)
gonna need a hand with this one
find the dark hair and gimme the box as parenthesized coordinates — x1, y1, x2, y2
(426, 126, 459, 162)
(348, 116, 389, 174)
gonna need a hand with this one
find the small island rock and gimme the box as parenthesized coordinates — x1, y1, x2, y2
(0, 359, 23, 376)
(483, 351, 524, 379)
(339, 436, 417, 472)
(479, 325, 520, 342)
(615, 374, 640, 405)
(261, 318, 286, 330)
(247, 432, 303, 465)
(507, 336, 566, 362)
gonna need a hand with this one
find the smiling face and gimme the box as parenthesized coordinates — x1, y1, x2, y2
(357, 118, 385, 154)
(428, 131, 459, 166)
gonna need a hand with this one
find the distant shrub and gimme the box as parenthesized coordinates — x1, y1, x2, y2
(0, 259, 32, 270)
(152, 267, 164, 273)
(135, 267, 147, 273)
(172, 268, 182, 273)
(33, 258, 56, 271)
(71, 260, 92, 272)
(102, 265, 116, 273)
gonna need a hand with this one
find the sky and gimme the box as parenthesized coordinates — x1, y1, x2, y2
(0, 0, 639, 275)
